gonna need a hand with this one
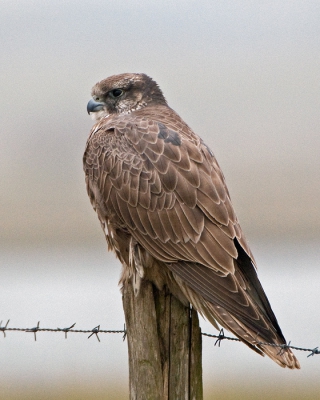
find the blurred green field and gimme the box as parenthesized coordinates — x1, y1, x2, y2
(1, 385, 318, 400)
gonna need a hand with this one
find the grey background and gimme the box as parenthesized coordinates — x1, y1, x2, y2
(1, 1, 319, 399)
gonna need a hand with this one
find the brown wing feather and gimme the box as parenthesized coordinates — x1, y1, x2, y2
(83, 105, 299, 369)
(84, 109, 242, 265)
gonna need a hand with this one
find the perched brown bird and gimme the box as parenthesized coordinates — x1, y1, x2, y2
(84, 73, 300, 369)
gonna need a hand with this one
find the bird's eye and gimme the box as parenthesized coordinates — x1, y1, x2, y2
(111, 89, 123, 98)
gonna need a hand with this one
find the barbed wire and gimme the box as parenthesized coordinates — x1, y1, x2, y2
(1, 319, 318, 358)
(202, 329, 319, 358)
(0, 320, 126, 342)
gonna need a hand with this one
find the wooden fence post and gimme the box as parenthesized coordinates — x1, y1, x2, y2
(122, 279, 203, 400)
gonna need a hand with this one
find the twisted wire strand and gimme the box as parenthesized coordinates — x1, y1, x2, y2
(1, 320, 318, 357)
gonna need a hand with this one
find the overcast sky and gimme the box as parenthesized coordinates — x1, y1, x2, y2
(1, 0, 320, 243)
(1, 3, 319, 399)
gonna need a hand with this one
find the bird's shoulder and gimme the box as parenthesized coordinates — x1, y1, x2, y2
(86, 105, 201, 147)
(84, 104, 208, 178)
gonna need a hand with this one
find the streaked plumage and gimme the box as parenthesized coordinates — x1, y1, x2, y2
(84, 73, 300, 369)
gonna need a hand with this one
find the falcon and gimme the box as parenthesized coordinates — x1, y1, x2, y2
(84, 73, 300, 369)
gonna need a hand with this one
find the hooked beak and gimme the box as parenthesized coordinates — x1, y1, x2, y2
(87, 98, 105, 114)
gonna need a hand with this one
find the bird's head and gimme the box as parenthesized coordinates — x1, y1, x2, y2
(87, 73, 167, 121)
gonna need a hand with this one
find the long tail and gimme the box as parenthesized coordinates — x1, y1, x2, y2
(168, 259, 300, 369)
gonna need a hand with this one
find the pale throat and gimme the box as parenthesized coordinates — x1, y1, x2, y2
(90, 109, 109, 122)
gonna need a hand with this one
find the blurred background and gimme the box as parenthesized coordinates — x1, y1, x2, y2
(1, 1, 319, 399)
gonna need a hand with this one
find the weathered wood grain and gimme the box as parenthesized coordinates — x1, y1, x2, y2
(122, 280, 203, 400)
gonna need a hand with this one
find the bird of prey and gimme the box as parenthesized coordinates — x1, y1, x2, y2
(84, 73, 300, 369)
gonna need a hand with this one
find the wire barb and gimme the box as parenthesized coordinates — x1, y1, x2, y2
(307, 347, 319, 357)
(214, 328, 225, 347)
(25, 321, 40, 341)
(0, 320, 10, 338)
(277, 341, 291, 357)
(57, 323, 76, 339)
(88, 325, 100, 342)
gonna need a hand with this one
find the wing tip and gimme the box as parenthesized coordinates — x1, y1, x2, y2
(260, 344, 301, 369)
